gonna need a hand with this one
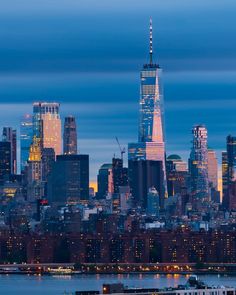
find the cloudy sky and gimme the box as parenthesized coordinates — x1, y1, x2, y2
(0, 0, 236, 183)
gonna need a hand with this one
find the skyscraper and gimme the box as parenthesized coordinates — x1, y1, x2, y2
(20, 114, 33, 171)
(97, 163, 113, 199)
(222, 135, 236, 210)
(189, 125, 209, 202)
(207, 149, 218, 190)
(47, 154, 89, 204)
(63, 116, 77, 155)
(128, 19, 167, 199)
(27, 136, 44, 202)
(2, 127, 17, 174)
(0, 141, 11, 183)
(33, 102, 61, 155)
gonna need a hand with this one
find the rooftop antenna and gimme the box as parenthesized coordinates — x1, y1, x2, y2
(115, 137, 126, 162)
(149, 17, 153, 65)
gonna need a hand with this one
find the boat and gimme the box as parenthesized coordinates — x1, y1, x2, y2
(74, 276, 236, 295)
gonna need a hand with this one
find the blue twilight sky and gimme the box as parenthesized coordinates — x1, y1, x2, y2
(0, 0, 236, 182)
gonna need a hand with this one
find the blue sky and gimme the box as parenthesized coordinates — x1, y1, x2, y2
(0, 0, 236, 181)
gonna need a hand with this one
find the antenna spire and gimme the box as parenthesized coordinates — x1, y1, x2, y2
(149, 17, 153, 65)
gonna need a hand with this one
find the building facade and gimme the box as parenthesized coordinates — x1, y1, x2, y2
(128, 19, 167, 200)
(63, 116, 77, 155)
(2, 127, 17, 174)
(20, 114, 33, 171)
(33, 102, 61, 155)
(189, 125, 209, 204)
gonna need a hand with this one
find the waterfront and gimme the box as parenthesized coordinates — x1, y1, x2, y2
(1, 274, 236, 295)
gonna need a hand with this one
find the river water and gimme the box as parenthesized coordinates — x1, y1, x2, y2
(1, 274, 236, 295)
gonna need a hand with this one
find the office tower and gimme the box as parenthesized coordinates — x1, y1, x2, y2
(0, 142, 11, 183)
(189, 125, 209, 202)
(147, 187, 160, 217)
(20, 114, 33, 171)
(27, 136, 44, 201)
(97, 164, 113, 199)
(47, 154, 89, 204)
(166, 155, 188, 197)
(207, 149, 218, 190)
(222, 135, 236, 210)
(112, 158, 128, 194)
(33, 102, 61, 155)
(128, 159, 164, 209)
(128, 19, 167, 198)
(2, 127, 17, 174)
(42, 148, 55, 182)
(63, 116, 77, 155)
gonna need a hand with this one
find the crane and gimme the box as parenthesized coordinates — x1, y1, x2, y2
(115, 137, 126, 162)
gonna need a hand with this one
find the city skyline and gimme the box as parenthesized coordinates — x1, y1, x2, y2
(1, 1, 236, 186)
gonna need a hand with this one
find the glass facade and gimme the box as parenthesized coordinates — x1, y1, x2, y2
(20, 114, 33, 171)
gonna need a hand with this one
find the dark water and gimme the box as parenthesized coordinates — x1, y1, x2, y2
(1, 274, 236, 295)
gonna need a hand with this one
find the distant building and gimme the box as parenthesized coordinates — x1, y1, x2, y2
(166, 154, 189, 197)
(147, 186, 159, 217)
(189, 125, 209, 203)
(47, 154, 89, 204)
(222, 135, 236, 210)
(27, 136, 44, 202)
(0, 141, 11, 183)
(128, 159, 164, 209)
(128, 19, 167, 198)
(33, 102, 61, 155)
(63, 116, 77, 155)
(112, 158, 128, 194)
(207, 149, 218, 190)
(97, 164, 113, 199)
(20, 114, 33, 171)
(2, 127, 17, 174)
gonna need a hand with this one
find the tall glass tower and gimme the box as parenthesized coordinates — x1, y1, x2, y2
(20, 114, 33, 171)
(189, 125, 209, 202)
(128, 19, 167, 198)
(33, 102, 62, 156)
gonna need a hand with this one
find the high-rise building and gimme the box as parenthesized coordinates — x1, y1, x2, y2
(166, 155, 188, 197)
(189, 125, 209, 202)
(27, 136, 44, 202)
(63, 116, 77, 155)
(112, 158, 128, 194)
(0, 141, 11, 183)
(147, 187, 160, 217)
(128, 159, 164, 209)
(97, 163, 113, 199)
(222, 135, 236, 210)
(128, 19, 167, 198)
(20, 114, 33, 171)
(47, 154, 89, 204)
(2, 127, 17, 174)
(33, 102, 61, 155)
(207, 149, 218, 190)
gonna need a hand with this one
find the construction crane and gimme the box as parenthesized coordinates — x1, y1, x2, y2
(115, 137, 126, 162)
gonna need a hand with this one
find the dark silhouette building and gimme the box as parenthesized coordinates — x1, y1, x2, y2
(47, 154, 89, 204)
(63, 116, 77, 155)
(128, 160, 164, 209)
(0, 141, 11, 183)
(2, 127, 17, 175)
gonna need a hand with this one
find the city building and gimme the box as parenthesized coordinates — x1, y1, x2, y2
(97, 164, 113, 199)
(128, 18, 167, 199)
(207, 149, 218, 190)
(222, 135, 236, 210)
(0, 141, 11, 183)
(63, 116, 77, 155)
(166, 154, 189, 197)
(189, 125, 209, 204)
(47, 154, 89, 204)
(147, 186, 160, 216)
(112, 158, 128, 194)
(2, 127, 17, 174)
(20, 114, 33, 171)
(128, 159, 164, 209)
(27, 136, 44, 202)
(33, 102, 61, 155)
